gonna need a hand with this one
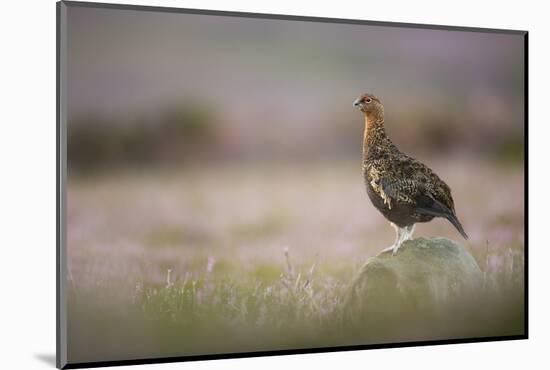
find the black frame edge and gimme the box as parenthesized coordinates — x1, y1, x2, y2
(61, 0, 527, 35)
(63, 334, 527, 369)
(56, 2, 61, 368)
(57, 1, 69, 369)
(523, 32, 529, 338)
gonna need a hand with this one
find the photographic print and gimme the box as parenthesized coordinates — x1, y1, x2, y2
(57, 1, 527, 368)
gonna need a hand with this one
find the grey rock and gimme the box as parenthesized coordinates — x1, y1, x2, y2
(344, 237, 483, 326)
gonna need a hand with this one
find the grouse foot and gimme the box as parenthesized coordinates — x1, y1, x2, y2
(381, 223, 415, 255)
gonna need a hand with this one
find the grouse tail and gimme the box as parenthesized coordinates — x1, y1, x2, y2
(445, 213, 469, 240)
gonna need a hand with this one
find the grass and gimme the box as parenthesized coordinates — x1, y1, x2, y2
(66, 159, 525, 363)
(67, 245, 524, 363)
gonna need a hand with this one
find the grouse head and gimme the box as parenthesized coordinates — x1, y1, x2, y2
(353, 93, 384, 121)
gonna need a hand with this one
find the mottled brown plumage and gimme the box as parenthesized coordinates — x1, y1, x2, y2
(353, 93, 468, 254)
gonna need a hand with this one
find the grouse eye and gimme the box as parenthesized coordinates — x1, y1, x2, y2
(365, 98, 372, 103)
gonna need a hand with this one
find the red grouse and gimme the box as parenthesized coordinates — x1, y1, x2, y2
(353, 93, 468, 255)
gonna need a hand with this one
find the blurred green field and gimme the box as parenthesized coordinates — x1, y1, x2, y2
(67, 159, 524, 363)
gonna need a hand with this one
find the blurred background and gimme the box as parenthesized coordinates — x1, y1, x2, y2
(67, 7, 524, 170)
(66, 5, 525, 363)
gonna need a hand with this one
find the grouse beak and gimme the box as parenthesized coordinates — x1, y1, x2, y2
(353, 98, 362, 108)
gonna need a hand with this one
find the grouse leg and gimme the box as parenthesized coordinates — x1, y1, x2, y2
(381, 223, 416, 255)
(381, 223, 404, 255)
(403, 224, 416, 241)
